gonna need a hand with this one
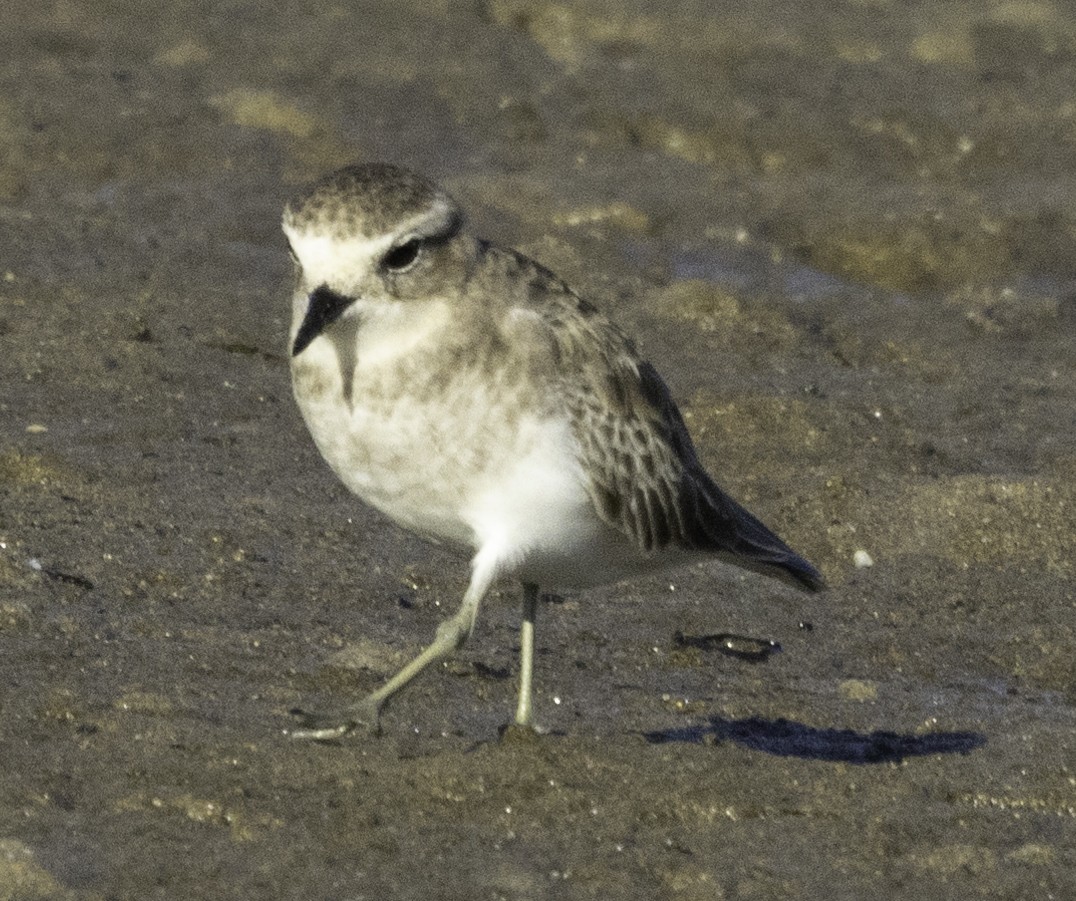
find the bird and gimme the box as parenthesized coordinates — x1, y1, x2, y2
(282, 162, 823, 739)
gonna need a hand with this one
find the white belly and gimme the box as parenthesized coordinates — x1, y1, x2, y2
(290, 303, 681, 590)
(290, 326, 625, 581)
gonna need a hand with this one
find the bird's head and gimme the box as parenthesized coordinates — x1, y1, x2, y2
(283, 163, 469, 357)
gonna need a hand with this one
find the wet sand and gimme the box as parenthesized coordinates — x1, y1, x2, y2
(0, 1, 1073, 897)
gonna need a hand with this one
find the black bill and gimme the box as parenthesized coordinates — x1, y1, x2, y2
(292, 285, 354, 357)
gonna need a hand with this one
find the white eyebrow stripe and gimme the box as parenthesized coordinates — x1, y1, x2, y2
(281, 195, 459, 286)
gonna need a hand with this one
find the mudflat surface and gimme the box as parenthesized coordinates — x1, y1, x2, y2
(1, 2, 1074, 898)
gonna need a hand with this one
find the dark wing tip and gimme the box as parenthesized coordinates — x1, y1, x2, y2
(627, 359, 825, 591)
(688, 474, 826, 592)
(776, 553, 826, 592)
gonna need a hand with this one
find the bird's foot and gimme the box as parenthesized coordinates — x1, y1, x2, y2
(499, 721, 545, 744)
(287, 697, 382, 741)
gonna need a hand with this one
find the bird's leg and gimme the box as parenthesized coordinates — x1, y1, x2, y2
(513, 582, 540, 728)
(290, 561, 493, 741)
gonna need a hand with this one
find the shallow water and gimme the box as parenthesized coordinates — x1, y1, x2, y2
(1, 1, 1074, 898)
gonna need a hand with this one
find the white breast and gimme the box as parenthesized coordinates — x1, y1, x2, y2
(290, 295, 673, 590)
(291, 300, 594, 560)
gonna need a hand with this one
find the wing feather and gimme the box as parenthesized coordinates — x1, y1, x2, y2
(496, 244, 822, 590)
(550, 300, 820, 588)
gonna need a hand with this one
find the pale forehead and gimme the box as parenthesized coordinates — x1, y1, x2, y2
(282, 163, 450, 240)
(282, 225, 395, 283)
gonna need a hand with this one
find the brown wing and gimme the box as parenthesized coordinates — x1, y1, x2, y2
(630, 361, 824, 590)
(540, 291, 822, 590)
(488, 242, 822, 589)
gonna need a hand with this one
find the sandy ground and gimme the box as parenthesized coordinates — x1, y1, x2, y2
(1, 1, 1074, 898)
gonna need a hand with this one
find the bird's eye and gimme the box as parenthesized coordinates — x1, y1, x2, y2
(383, 238, 422, 272)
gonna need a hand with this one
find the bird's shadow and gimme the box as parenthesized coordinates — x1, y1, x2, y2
(643, 716, 986, 764)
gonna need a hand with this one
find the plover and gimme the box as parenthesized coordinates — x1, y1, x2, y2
(283, 163, 823, 739)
